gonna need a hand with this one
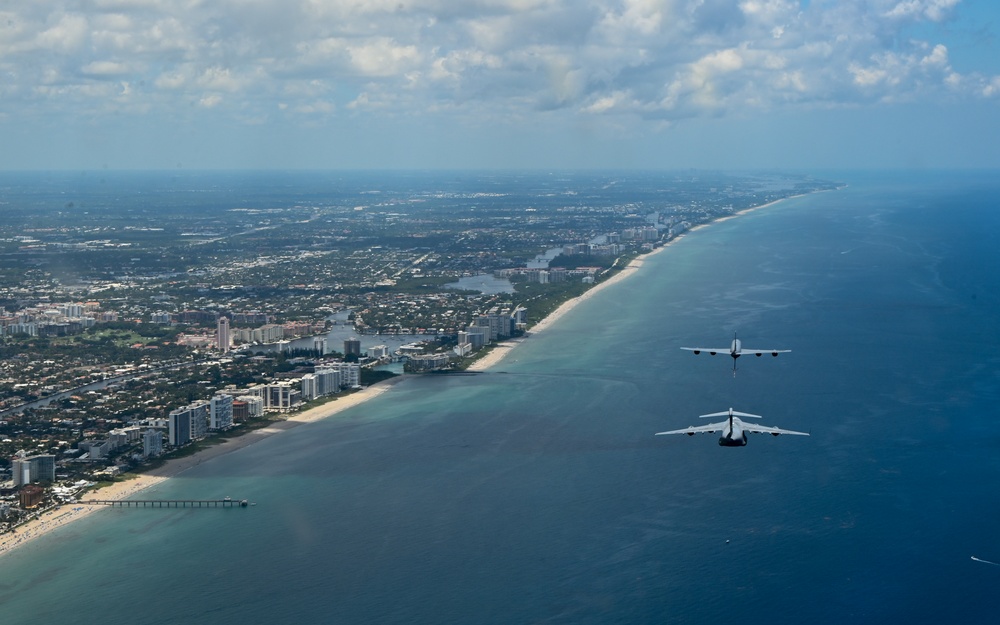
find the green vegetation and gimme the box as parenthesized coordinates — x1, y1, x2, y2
(0, 171, 841, 487)
(514, 280, 592, 325)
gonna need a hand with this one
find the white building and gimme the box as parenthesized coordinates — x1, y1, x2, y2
(210, 394, 234, 430)
(217, 317, 231, 353)
(143, 429, 164, 457)
(169, 401, 209, 446)
(237, 395, 264, 418)
(12, 454, 56, 486)
(464, 326, 488, 349)
(300, 363, 361, 400)
(247, 382, 300, 412)
(331, 362, 360, 388)
(406, 353, 451, 372)
(300, 373, 319, 401)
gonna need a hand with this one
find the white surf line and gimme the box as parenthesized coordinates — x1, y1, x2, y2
(971, 556, 1000, 566)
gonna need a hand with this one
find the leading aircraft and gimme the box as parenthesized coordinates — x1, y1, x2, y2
(655, 407, 809, 447)
(680, 333, 790, 376)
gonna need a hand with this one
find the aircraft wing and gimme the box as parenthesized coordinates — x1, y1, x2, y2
(741, 423, 809, 436)
(680, 347, 728, 355)
(655, 421, 725, 436)
(741, 347, 791, 356)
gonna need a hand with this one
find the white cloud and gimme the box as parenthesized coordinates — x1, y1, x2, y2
(81, 61, 132, 76)
(662, 48, 746, 111)
(982, 76, 1000, 98)
(155, 70, 189, 90)
(293, 100, 335, 115)
(197, 67, 246, 92)
(0, 0, 992, 128)
(582, 90, 639, 114)
(346, 38, 423, 77)
(600, 0, 669, 37)
(35, 13, 90, 52)
(883, 0, 960, 22)
(198, 94, 222, 108)
(920, 43, 949, 68)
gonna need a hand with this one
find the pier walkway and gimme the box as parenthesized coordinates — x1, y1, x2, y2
(81, 498, 250, 508)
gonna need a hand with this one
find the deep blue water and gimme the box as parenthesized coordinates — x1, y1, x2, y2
(3, 171, 1000, 624)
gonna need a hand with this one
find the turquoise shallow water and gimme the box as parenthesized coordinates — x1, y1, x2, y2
(3, 171, 1000, 624)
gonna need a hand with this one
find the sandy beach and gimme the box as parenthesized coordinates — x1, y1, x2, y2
(0, 378, 404, 558)
(0, 193, 798, 559)
(466, 249, 667, 371)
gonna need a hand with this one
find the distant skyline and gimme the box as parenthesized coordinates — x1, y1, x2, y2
(1, 1, 998, 171)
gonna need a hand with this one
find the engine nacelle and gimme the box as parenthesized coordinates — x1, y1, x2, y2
(708, 351, 716, 355)
(692, 350, 701, 355)
(771, 352, 779, 357)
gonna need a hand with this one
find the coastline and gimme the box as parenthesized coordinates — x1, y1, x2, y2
(465, 250, 663, 371)
(0, 192, 802, 559)
(466, 194, 796, 371)
(0, 378, 404, 558)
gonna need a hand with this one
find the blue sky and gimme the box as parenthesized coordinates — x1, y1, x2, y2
(1, 0, 998, 170)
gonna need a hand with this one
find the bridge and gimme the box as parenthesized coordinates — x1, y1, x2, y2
(81, 498, 251, 508)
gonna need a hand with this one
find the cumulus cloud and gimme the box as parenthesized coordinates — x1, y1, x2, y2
(0, 0, 987, 127)
(198, 94, 223, 108)
(883, 0, 960, 22)
(81, 60, 132, 76)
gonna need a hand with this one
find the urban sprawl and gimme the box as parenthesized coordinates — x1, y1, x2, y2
(0, 172, 840, 534)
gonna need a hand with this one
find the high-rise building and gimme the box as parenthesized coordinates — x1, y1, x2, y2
(251, 324, 284, 343)
(344, 338, 361, 357)
(168, 402, 209, 446)
(335, 362, 361, 388)
(190, 402, 209, 439)
(300, 373, 318, 401)
(464, 325, 488, 349)
(143, 429, 164, 457)
(304, 363, 360, 398)
(12, 454, 56, 487)
(19, 484, 44, 508)
(237, 395, 264, 418)
(217, 317, 231, 353)
(168, 409, 191, 447)
(316, 368, 340, 396)
(232, 400, 249, 422)
(210, 394, 234, 430)
(245, 383, 296, 411)
(266, 382, 298, 411)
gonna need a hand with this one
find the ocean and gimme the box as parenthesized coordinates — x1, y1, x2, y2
(3, 171, 1000, 624)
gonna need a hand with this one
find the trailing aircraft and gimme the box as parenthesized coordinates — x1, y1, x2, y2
(655, 407, 808, 447)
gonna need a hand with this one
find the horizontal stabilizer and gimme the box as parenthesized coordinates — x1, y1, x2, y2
(699, 410, 762, 419)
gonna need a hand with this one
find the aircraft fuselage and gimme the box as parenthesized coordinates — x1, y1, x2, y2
(719, 420, 748, 446)
(719, 433, 748, 446)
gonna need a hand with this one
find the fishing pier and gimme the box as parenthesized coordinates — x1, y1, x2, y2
(81, 497, 251, 508)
